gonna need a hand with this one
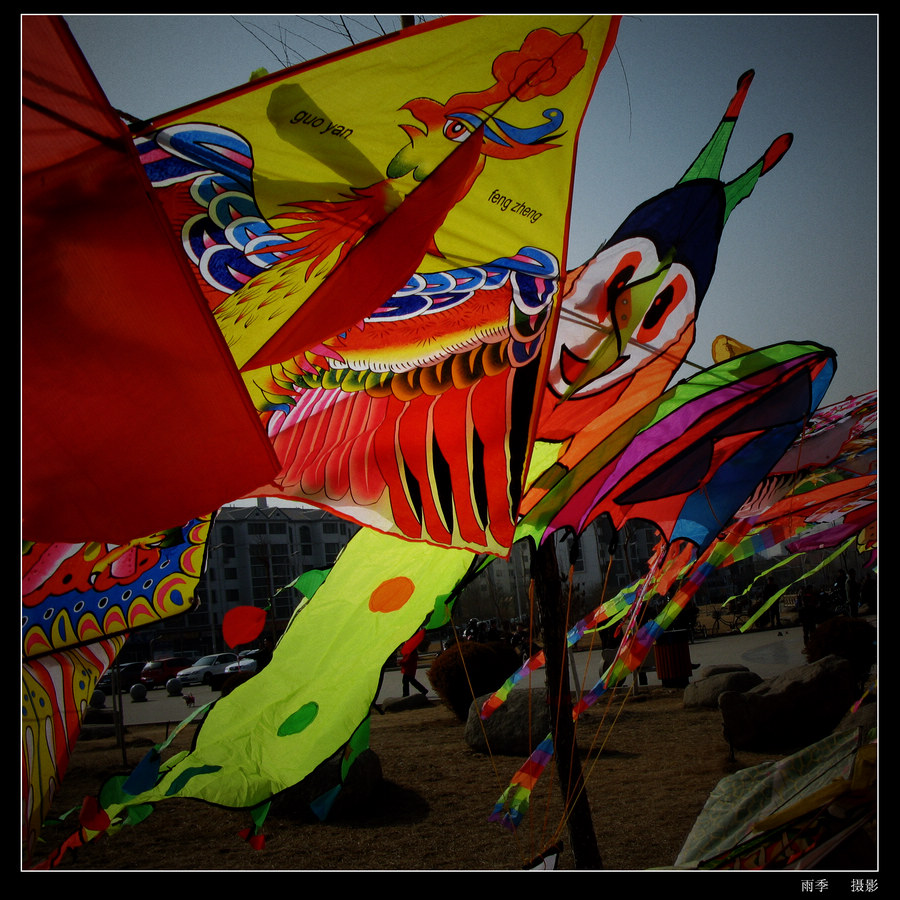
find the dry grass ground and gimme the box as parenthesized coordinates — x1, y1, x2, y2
(32, 687, 791, 872)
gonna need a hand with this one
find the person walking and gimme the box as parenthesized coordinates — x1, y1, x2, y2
(846, 570, 861, 617)
(797, 586, 819, 645)
(399, 628, 429, 698)
(764, 576, 781, 627)
(861, 572, 877, 613)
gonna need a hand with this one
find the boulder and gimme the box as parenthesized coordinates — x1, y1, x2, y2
(696, 664, 752, 679)
(465, 687, 551, 755)
(683, 669, 763, 709)
(719, 654, 858, 751)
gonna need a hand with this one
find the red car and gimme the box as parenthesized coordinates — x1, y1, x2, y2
(140, 657, 194, 689)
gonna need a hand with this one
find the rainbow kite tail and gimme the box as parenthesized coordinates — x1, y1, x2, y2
(488, 735, 554, 831)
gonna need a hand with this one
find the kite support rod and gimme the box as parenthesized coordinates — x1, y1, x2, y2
(533, 537, 603, 869)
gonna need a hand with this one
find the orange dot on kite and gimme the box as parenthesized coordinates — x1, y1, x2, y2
(368, 576, 415, 613)
(223, 606, 267, 648)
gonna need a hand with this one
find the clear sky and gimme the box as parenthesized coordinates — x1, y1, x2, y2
(61, 13, 878, 407)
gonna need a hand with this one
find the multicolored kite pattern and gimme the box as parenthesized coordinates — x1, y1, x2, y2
(139, 15, 620, 555)
(22, 13, 875, 868)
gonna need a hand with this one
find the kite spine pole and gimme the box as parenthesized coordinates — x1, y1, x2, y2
(533, 536, 603, 869)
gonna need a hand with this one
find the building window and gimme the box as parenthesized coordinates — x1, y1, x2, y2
(324, 542, 340, 563)
(249, 542, 295, 603)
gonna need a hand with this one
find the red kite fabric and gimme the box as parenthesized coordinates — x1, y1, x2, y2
(239, 123, 486, 371)
(22, 15, 279, 544)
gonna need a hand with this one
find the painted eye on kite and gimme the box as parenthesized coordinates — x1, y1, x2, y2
(634, 272, 689, 344)
(606, 265, 637, 327)
(443, 117, 474, 142)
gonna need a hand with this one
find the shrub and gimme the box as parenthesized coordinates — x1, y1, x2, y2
(427, 641, 522, 721)
(804, 616, 876, 686)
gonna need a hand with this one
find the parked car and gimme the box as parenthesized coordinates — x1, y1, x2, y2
(223, 648, 269, 678)
(176, 652, 239, 686)
(140, 657, 194, 689)
(98, 661, 147, 694)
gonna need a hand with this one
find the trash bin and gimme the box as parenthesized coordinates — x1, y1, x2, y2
(654, 629, 693, 687)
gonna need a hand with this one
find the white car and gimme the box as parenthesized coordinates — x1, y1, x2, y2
(176, 652, 239, 685)
(223, 648, 269, 677)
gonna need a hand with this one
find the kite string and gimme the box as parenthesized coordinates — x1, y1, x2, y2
(543, 560, 580, 844)
(558, 553, 602, 825)
(447, 606, 534, 863)
(551, 681, 634, 847)
(549, 538, 633, 845)
(544, 535, 632, 852)
(523, 575, 540, 859)
(480, 15, 599, 126)
(551, 542, 685, 843)
(518, 573, 544, 860)
(572, 540, 617, 702)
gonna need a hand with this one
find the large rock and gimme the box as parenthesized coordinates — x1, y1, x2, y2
(696, 664, 752, 679)
(719, 654, 858, 751)
(683, 667, 763, 709)
(465, 688, 551, 755)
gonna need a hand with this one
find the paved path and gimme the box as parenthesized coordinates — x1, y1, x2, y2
(110, 665, 439, 728)
(105, 617, 874, 729)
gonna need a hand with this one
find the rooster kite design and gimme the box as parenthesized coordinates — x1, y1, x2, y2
(140, 22, 606, 555)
